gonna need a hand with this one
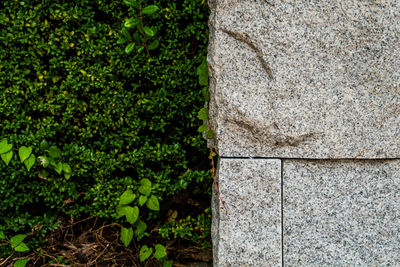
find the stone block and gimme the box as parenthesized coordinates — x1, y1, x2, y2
(212, 159, 282, 266)
(208, 0, 400, 158)
(283, 160, 400, 266)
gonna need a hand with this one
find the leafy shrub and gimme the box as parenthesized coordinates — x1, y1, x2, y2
(0, 0, 210, 257)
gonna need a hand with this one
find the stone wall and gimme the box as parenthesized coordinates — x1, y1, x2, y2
(208, 0, 400, 265)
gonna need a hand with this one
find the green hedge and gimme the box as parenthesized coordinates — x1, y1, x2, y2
(0, 0, 210, 256)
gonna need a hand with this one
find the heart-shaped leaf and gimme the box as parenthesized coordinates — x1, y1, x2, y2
(18, 146, 32, 163)
(54, 162, 63, 175)
(0, 139, 13, 154)
(139, 245, 153, 262)
(119, 189, 136, 205)
(142, 5, 159, 15)
(24, 154, 35, 171)
(14, 242, 29, 252)
(10, 234, 26, 248)
(120, 227, 133, 247)
(1, 150, 13, 166)
(13, 259, 30, 267)
(138, 195, 147, 206)
(146, 195, 160, 211)
(48, 146, 61, 158)
(154, 244, 167, 259)
(125, 205, 139, 224)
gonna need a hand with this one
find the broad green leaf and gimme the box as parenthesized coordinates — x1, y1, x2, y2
(38, 156, 49, 167)
(154, 244, 167, 259)
(139, 185, 151, 196)
(163, 260, 173, 267)
(196, 58, 208, 86)
(202, 87, 210, 102)
(125, 43, 135, 54)
(140, 178, 152, 186)
(14, 242, 29, 252)
(206, 129, 215, 139)
(197, 108, 208, 120)
(24, 154, 35, 171)
(117, 37, 127, 44)
(116, 205, 125, 218)
(143, 27, 154, 37)
(18, 146, 32, 163)
(48, 146, 61, 158)
(134, 220, 147, 237)
(146, 195, 160, 211)
(138, 195, 147, 206)
(1, 150, 13, 166)
(139, 245, 153, 262)
(142, 5, 159, 15)
(54, 162, 63, 175)
(139, 178, 152, 196)
(120, 227, 133, 247)
(14, 259, 30, 267)
(197, 124, 208, 133)
(125, 205, 139, 224)
(63, 163, 72, 178)
(148, 39, 159, 50)
(0, 231, 5, 239)
(124, 18, 140, 28)
(39, 140, 49, 150)
(10, 234, 26, 248)
(0, 139, 13, 154)
(119, 189, 136, 205)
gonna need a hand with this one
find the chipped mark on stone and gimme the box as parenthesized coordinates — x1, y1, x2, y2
(353, 148, 368, 159)
(220, 28, 274, 80)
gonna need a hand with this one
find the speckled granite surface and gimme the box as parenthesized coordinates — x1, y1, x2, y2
(208, 0, 400, 158)
(212, 159, 282, 266)
(283, 160, 400, 266)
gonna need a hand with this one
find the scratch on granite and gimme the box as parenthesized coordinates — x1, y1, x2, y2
(225, 106, 320, 147)
(220, 28, 274, 80)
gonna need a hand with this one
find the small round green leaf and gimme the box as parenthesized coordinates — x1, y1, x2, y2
(139, 245, 153, 262)
(24, 154, 35, 171)
(143, 27, 154, 37)
(125, 43, 135, 54)
(0, 231, 5, 239)
(146, 195, 160, 211)
(38, 156, 49, 167)
(1, 150, 13, 166)
(154, 244, 167, 259)
(197, 124, 208, 133)
(120, 227, 133, 247)
(134, 220, 147, 237)
(119, 189, 136, 205)
(18, 146, 32, 163)
(39, 140, 49, 150)
(142, 5, 159, 15)
(148, 39, 159, 50)
(124, 18, 140, 28)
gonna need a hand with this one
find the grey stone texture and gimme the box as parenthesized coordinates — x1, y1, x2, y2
(212, 159, 282, 266)
(208, 0, 400, 158)
(283, 160, 400, 266)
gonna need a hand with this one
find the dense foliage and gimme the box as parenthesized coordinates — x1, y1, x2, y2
(0, 0, 210, 258)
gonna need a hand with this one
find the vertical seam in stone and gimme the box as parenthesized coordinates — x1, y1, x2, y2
(281, 159, 284, 267)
